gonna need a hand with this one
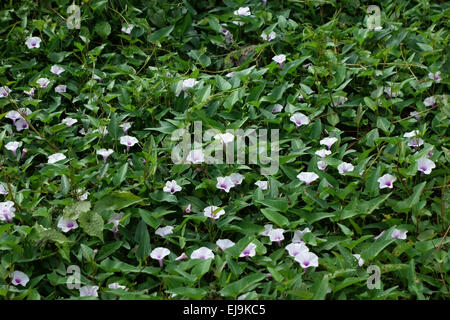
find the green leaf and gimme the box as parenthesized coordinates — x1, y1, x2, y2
(361, 227, 396, 261)
(191, 259, 212, 278)
(166, 287, 208, 299)
(60, 174, 70, 195)
(79, 211, 104, 240)
(312, 274, 329, 300)
(256, 199, 289, 212)
(220, 273, 266, 298)
(149, 25, 174, 43)
(260, 208, 289, 227)
(135, 220, 150, 261)
(94, 191, 143, 212)
(113, 162, 128, 187)
(194, 84, 211, 104)
(215, 75, 232, 91)
(63, 201, 91, 220)
(107, 112, 121, 140)
(94, 21, 111, 38)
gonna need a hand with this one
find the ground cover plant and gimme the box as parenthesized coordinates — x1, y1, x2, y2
(0, 0, 449, 300)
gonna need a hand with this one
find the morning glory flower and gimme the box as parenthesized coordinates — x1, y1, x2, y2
(315, 149, 331, 158)
(268, 228, 285, 246)
(374, 230, 385, 240)
(428, 71, 441, 83)
(5, 111, 21, 124)
(239, 243, 257, 260)
(11, 271, 29, 286)
(77, 189, 89, 201)
(234, 7, 251, 16)
(297, 172, 319, 185)
(216, 239, 235, 251)
(261, 31, 276, 41)
(353, 254, 364, 266)
(408, 137, 424, 148)
(185, 204, 192, 213)
(214, 132, 234, 145)
(62, 117, 77, 126)
(392, 228, 407, 240)
(119, 135, 139, 152)
(272, 104, 284, 113)
(5, 141, 21, 157)
(285, 243, 309, 257)
(55, 85, 67, 93)
(57, 217, 78, 233)
(108, 283, 127, 290)
(0, 201, 15, 222)
(228, 173, 244, 186)
(292, 228, 311, 243)
(15, 118, 29, 131)
(410, 111, 421, 120)
(47, 153, 66, 164)
(175, 253, 188, 261)
(290, 112, 310, 127)
(0, 86, 11, 98)
(338, 162, 354, 174)
(317, 160, 327, 171)
(181, 78, 198, 95)
(93, 74, 102, 81)
(294, 251, 319, 269)
(0, 184, 8, 195)
(50, 65, 65, 75)
(107, 212, 123, 235)
(79, 286, 99, 297)
(93, 126, 108, 137)
(24, 88, 35, 97)
(163, 180, 182, 194)
(36, 78, 50, 89)
(384, 87, 401, 98)
(255, 180, 268, 190)
(417, 157, 435, 174)
(334, 97, 348, 106)
(155, 226, 174, 237)
(191, 247, 215, 260)
(150, 247, 171, 267)
(272, 54, 286, 68)
(216, 176, 234, 193)
(121, 24, 135, 34)
(261, 224, 273, 236)
(203, 206, 225, 220)
(96, 148, 114, 163)
(226, 72, 235, 78)
(377, 174, 396, 189)
(423, 96, 436, 107)
(25, 36, 41, 49)
(374, 26, 383, 31)
(120, 122, 132, 134)
(403, 130, 420, 138)
(186, 149, 205, 164)
(320, 137, 338, 149)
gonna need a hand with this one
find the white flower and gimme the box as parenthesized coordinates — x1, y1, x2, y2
(216, 239, 235, 251)
(47, 153, 66, 164)
(403, 130, 420, 138)
(255, 180, 268, 190)
(337, 162, 354, 174)
(50, 65, 65, 75)
(292, 228, 311, 243)
(119, 135, 139, 151)
(55, 85, 67, 93)
(121, 24, 135, 34)
(5, 141, 21, 156)
(294, 251, 319, 269)
(155, 226, 174, 237)
(408, 137, 424, 148)
(120, 122, 132, 134)
(150, 247, 171, 267)
(428, 71, 441, 83)
(11, 271, 29, 286)
(261, 31, 276, 41)
(79, 285, 99, 297)
(225, 72, 235, 78)
(25, 36, 41, 49)
(239, 243, 257, 258)
(36, 78, 50, 89)
(268, 228, 285, 245)
(108, 283, 127, 290)
(214, 132, 234, 145)
(186, 149, 205, 164)
(5, 110, 21, 123)
(0, 184, 8, 195)
(163, 180, 182, 194)
(0, 86, 11, 98)
(78, 190, 89, 201)
(272, 54, 286, 67)
(191, 247, 214, 260)
(0, 201, 15, 222)
(373, 26, 383, 31)
(234, 7, 251, 16)
(260, 224, 273, 236)
(317, 160, 327, 171)
(57, 217, 78, 233)
(290, 113, 309, 127)
(96, 148, 114, 163)
(216, 176, 234, 193)
(203, 206, 225, 219)
(353, 254, 364, 266)
(24, 88, 35, 97)
(320, 137, 338, 149)
(62, 117, 77, 126)
(15, 118, 29, 131)
(416, 157, 435, 174)
(391, 228, 407, 240)
(182, 78, 198, 90)
(423, 96, 436, 107)
(228, 173, 244, 186)
(377, 174, 396, 189)
(285, 243, 309, 257)
(315, 149, 331, 158)
(272, 104, 284, 113)
(297, 172, 319, 185)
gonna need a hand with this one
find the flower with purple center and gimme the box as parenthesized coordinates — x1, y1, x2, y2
(163, 180, 182, 194)
(24, 88, 35, 97)
(228, 173, 244, 186)
(79, 286, 99, 297)
(47, 153, 66, 164)
(377, 174, 396, 189)
(0, 184, 8, 195)
(410, 111, 421, 120)
(255, 180, 268, 190)
(268, 228, 285, 246)
(203, 206, 225, 220)
(155, 226, 174, 237)
(25, 36, 41, 49)
(320, 137, 338, 149)
(57, 217, 78, 233)
(261, 31, 276, 41)
(384, 87, 401, 98)
(216, 239, 235, 251)
(289, 112, 310, 127)
(239, 243, 257, 260)
(315, 149, 331, 158)
(120, 122, 132, 134)
(150, 247, 171, 267)
(108, 212, 123, 235)
(77, 189, 89, 201)
(11, 271, 29, 286)
(50, 65, 65, 75)
(186, 149, 205, 164)
(272, 104, 284, 113)
(423, 96, 436, 107)
(15, 118, 29, 131)
(191, 247, 215, 260)
(297, 172, 319, 185)
(292, 228, 311, 243)
(55, 85, 67, 93)
(119, 135, 139, 152)
(428, 71, 441, 83)
(5, 141, 21, 157)
(0, 201, 15, 222)
(334, 97, 348, 106)
(93, 126, 108, 137)
(36, 78, 50, 89)
(96, 148, 114, 163)
(185, 204, 192, 213)
(294, 251, 319, 269)
(62, 117, 77, 126)
(272, 54, 286, 68)
(181, 78, 198, 97)
(261, 224, 273, 236)
(317, 160, 327, 171)
(408, 137, 424, 148)
(214, 132, 234, 145)
(0, 86, 11, 98)
(416, 157, 435, 175)
(353, 254, 364, 267)
(5, 111, 21, 124)
(216, 176, 234, 193)
(285, 243, 309, 257)
(392, 228, 407, 240)
(338, 162, 354, 175)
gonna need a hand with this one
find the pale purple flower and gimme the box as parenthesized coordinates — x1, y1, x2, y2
(234, 7, 251, 16)
(225, 72, 235, 78)
(408, 137, 424, 148)
(317, 160, 327, 171)
(384, 87, 401, 98)
(315, 149, 331, 158)
(268, 228, 285, 246)
(50, 65, 65, 75)
(255, 180, 268, 190)
(239, 243, 257, 259)
(108, 213, 123, 234)
(272, 104, 284, 113)
(120, 122, 132, 134)
(0, 201, 15, 222)
(0, 184, 8, 195)
(119, 135, 139, 152)
(203, 206, 225, 220)
(176, 253, 188, 261)
(55, 85, 67, 93)
(294, 251, 319, 269)
(25, 36, 41, 49)
(417, 157, 435, 174)
(338, 162, 354, 174)
(290, 112, 309, 127)
(93, 74, 102, 81)
(150, 247, 171, 267)
(334, 97, 347, 106)
(5, 111, 21, 124)
(423, 96, 436, 107)
(62, 117, 77, 126)
(0, 86, 11, 98)
(24, 88, 35, 97)
(353, 254, 364, 266)
(93, 126, 108, 137)
(5, 141, 21, 157)
(260, 224, 273, 236)
(214, 132, 234, 145)
(292, 228, 311, 243)
(410, 111, 421, 120)
(228, 173, 244, 186)
(428, 71, 441, 83)
(392, 228, 407, 240)
(261, 31, 276, 41)
(163, 180, 182, 194)
(191, 247, 214, 260)
(186, 149, 205, 164)
(77, 189, 89, 201)
(286, 243, 309, 257)
(47, 153, 66, 164)
(403, 130, 420, 138)
(374, 230, 385, 240)
(272, 54, 286, 68)
(216, 239, 235, 251)
(36, 78, 50, 89)
(185, 204, 192, 213)
(79, 286, 99, 297)
(108, 283, 127, 290)
(216, 176, 234, 193)
(96, 148, 114, 163)
(298, 94, 304, 101)
(155, 226, 174, 237)
(121, 24, 135, 34)
(11, 271, 29, 286)
(297, 172, 319, 185)
(320, 137, 338, 149)
(57, 217, 78, 233)
(377, 174, 396, 189)
(182, 78, 198, 92)
(15, 118, 29, 131)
